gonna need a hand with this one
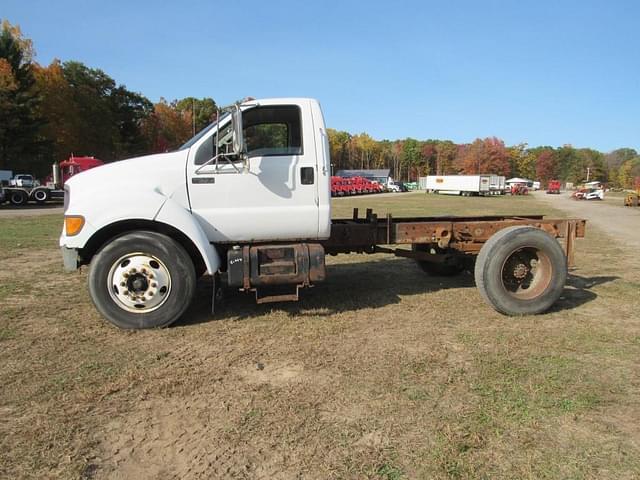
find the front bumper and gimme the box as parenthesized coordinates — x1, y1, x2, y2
(61, 246, 79, 272)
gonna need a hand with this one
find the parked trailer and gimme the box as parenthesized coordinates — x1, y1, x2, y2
(489, 175, 506, 195)
(60, 97, 587, 330)
(425, 175, 492, 196)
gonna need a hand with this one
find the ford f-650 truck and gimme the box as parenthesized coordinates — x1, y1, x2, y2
(60, 98, 585, 329)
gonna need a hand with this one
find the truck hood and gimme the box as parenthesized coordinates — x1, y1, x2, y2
(65, 150, 189, 202)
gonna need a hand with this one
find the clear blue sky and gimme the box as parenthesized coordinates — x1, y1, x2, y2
(4, 0, 639, 152)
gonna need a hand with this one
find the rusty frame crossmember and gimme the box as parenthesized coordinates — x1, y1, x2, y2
(322, 208, 586, 267)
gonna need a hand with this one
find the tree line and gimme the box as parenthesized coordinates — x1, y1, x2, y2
(328, 134, 640, 188)
(2, 20, 639, 187)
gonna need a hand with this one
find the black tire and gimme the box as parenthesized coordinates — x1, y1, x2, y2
(32, 188, 50, 204)
(88, 231, 196, 329)
(474, 226, 567, 316)
(9, 190, 28, 206)
(413, 244, 465, 276)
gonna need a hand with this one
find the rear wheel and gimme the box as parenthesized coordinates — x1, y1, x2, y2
(474, 226, 567, 315)
(9, 190, 27, 206)
(88, 231, 196, 329)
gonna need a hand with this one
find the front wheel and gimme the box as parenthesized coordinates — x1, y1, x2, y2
(474, 226, 567, 315)
(88, 231, 196, 329)
(32, 188, 50, 204)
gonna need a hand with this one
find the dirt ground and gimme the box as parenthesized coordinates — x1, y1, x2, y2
(535, 190, 640, 248)
(1, 193, 639, 479)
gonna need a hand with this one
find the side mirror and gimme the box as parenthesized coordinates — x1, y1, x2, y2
(231, 105, 244, 155)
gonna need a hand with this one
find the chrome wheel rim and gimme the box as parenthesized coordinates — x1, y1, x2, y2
(107, 253, 172, 313)
(34, 190, 47, 201)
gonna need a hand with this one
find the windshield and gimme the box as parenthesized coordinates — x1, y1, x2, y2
(178, 112, 230, 150)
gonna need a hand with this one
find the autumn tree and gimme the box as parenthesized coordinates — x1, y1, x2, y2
(32, 59, 153, 169)
(605, 149, 639, 187)
(0, 20, 46, 172)
(434, 140, 457, 174)
(327, 129, 351, 172)
(175, 97, 217, 137)
(508, 143, 537, 179)
(456, 137, 510, 176)
(142, 98, 191, 153)
(351, 133, 377, 169)
(535, 149, 557, 184)
(617, 161, 633, 189)
(33, 60, 75, 164)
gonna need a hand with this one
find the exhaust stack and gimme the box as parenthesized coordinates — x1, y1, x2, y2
(52, 162, 62, 189)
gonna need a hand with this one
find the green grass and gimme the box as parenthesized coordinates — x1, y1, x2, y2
(376, 462, 405, 480)
(0, 214, 61, 258)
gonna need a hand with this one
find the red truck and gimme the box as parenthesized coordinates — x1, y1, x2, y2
(546, 180, 561, 194)
(331, 176, 346, 196)
(0, 156, 103, 206)
(331, 176, 383, 196)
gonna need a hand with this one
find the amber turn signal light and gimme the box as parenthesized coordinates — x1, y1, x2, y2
(64, 215, 85, 236)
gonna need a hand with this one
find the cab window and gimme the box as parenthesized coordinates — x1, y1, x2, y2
(243, 106, 302, 157)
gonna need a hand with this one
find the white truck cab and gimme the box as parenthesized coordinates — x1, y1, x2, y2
(61, 98, 331, 328)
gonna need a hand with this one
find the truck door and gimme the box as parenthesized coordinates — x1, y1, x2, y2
(186, 102, 319, 242)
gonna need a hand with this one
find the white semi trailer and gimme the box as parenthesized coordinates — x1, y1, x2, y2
(425, 175, 493, 196)
(59, 97, 586, 329)
(489, 175, 506, 195)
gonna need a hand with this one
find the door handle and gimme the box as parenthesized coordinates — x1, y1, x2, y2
(300, 167, 314, 185)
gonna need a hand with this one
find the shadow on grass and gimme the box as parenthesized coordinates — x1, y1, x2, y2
(176, 258, 619, 327)
(549, 274, 620, 313)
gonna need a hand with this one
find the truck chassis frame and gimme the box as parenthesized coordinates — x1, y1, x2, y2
(224, 208, 585, 305)
(324, 208, 583, 263)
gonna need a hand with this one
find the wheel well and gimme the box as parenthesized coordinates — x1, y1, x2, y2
(80, 219, 207, 275)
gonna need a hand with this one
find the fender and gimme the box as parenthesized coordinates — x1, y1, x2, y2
(60, 189, 167, 248)
(62, 189, 220, 275)
(154, 197, 221, 274)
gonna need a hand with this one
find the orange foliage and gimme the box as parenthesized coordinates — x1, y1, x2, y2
(455, 137, 511, 175)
